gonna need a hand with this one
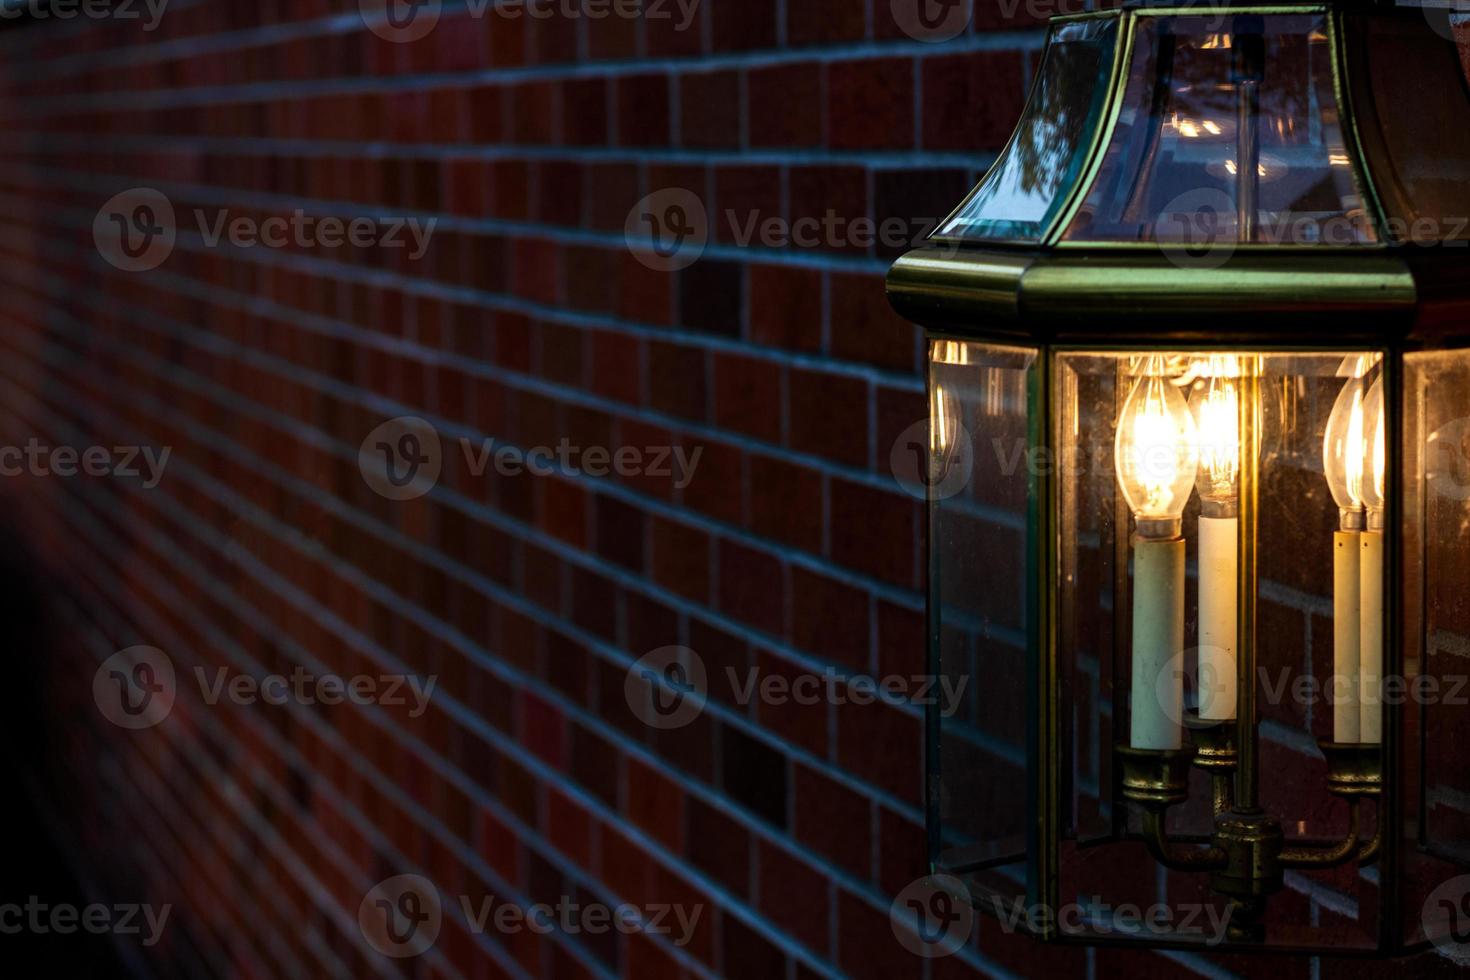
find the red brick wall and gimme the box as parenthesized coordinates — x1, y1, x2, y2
(0, 2, 1464, 979)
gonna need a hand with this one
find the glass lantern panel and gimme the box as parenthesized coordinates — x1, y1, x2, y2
(928, 339, 1039, 912)
(1402, 350, 1470, 951)
(1063, 13, 1377, 247)
(1346, 12, 1470, 243)
(934, 16, 1119, 243)
(1054, 350, 1383, 950)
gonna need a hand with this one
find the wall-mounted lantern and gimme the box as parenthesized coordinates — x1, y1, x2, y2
(889, 1, 1470, 954)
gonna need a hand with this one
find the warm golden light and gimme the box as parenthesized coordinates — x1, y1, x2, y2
(1345, 387, 1366, 506)
(1193, 355, 1241, 504)
(931, 383, 951, 456)
(1361, 378, 1387, 515)
(1115, 356, 1198, 532)
(1323, 355, 1380, 529)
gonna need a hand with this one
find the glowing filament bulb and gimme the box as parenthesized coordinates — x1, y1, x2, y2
(1115, 356, 1198, 534)
(1192, 355, 1241, 504)
(1360, 378, 1387, 515)
(1323, 356, 1378, 530)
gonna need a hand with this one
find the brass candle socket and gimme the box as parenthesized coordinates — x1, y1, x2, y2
(1117, 743, 1228, 872)
(1318, 740, 1383, 798)
(1117, 744, 1195, 809)
(1185, 711, 1238, 815)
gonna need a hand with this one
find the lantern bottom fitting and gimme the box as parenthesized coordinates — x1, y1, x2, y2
(1209, 810, 1286, 941)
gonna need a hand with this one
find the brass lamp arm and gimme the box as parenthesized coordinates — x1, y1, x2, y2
(1142, 809, 1229, 872)
(1279, 800, 1360, 869)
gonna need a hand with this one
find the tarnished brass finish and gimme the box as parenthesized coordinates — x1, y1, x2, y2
(1186, 712, 1238, 815)
(1209, 810, 1285, 942)
(1319, 740, 1384, 797)
(1185, 713, 1239, 773)
(1117, 744, 1195, 808)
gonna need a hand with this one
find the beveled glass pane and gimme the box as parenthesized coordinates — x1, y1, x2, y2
(1064, 13, 1376, 247)
(935, 17, 1118, 243)
(1402, 349, 1470, 950)
(1347, 12, 1470, 243)
(929, 339, 1038, 909)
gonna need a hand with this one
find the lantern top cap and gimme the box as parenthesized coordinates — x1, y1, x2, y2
(888, 3, 1470, 343)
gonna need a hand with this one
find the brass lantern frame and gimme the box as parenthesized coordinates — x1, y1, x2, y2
(895, 0, 1470, 956)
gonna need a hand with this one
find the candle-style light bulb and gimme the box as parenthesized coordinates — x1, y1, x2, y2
(1323, 356, 1375, 744)
(1117, 356, 1198, 750)
(1192, 355, 1241, 509)
(1115, 356, 1199, 539)
(1190, 355, 1241, 722)
(1323, 370, 1369, 532)
(1358, 377, 1386, 744)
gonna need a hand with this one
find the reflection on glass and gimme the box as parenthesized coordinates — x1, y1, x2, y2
(1064, 14, 1376, 246)
(936, 18, 1118, 242)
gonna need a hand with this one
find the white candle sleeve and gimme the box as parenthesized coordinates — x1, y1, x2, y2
(1360, 531, 1384, 744)
(1198, 516, 1239, 721)
(1333, 530, 1362, 743)
(1131, 536, 1185, 750)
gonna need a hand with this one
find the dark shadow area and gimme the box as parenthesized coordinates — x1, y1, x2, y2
(0, 518, 135, 977)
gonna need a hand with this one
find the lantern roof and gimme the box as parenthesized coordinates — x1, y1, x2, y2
(887, 1, 1470, 345)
